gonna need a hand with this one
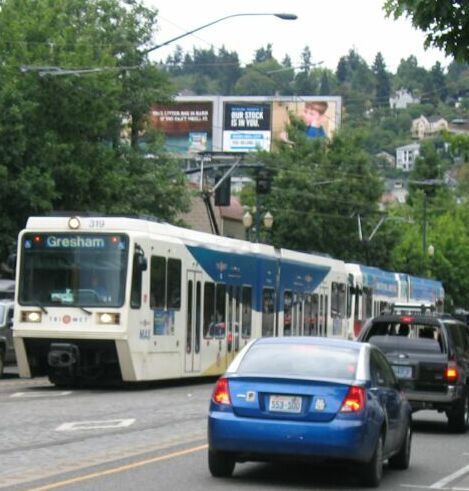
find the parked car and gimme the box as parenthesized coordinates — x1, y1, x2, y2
(357, 312, 469, 432)
(208, 337, 412, 487)
(0, 300, 14, 377)
(0, 279, 14, 300)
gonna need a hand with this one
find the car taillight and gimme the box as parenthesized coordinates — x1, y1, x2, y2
(444, 365, 459, 382)
(212, 377, 231, 405)
(340, 386, 365, 413)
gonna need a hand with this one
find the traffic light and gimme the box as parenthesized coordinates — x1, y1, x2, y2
(214, 174, 231, 206)
(256, 169, 272, 195)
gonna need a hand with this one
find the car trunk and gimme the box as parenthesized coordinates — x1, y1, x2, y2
(227, 376, 353, 422)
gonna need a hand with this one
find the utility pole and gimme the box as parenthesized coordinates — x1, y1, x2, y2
(408, 179, 443, 256)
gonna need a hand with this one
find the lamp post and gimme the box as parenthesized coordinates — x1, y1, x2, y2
(427, 244, 435, 277)
(142, 13, 297, 55)
(243, 209, 273, 243)
(242, 211, 253, 241)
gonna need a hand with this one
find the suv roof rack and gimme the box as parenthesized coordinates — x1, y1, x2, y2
(383, 302, 437, 316)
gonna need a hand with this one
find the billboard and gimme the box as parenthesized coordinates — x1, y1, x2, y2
(149, 101, 213, 154)
(147, 96, 341, 155)
(272, 98, 339, 142)
(222, 103, 271, 152)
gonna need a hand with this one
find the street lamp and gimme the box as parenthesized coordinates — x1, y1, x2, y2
(242, 211, 253, 240)
(142, 13, 297, 55)
(263, 211, 274, 230)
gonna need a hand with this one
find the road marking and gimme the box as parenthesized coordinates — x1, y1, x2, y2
(23, 443, 208, 491)
(11, 391, 71, 398)
(56, 418, 135, 431)
(429, 464, 469, 489)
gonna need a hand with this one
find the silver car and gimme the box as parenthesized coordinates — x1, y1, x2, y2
(0, 300, 14, 376)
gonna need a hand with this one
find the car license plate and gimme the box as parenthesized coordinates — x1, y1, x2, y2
(269, 395, 302, 413)
(392, 365, 412, 379)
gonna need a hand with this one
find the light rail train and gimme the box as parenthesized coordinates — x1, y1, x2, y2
(12, 214, 444, 385)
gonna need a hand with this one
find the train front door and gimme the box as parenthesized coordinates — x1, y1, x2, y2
(185, 271, 202, 373)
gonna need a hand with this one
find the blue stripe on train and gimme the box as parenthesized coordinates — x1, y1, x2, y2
(186, 246, 330, 311)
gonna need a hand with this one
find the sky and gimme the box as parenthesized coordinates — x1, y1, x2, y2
(144, 0, 452, 73)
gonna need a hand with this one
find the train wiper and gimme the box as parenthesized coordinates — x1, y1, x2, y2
(32, 300, 48, 314)
(76, 306, 92, 315)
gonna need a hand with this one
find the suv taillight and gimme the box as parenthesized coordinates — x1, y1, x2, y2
(444, 364, 459, 383)
(340, 386, 366, 413)
(212, 377, 231, 405)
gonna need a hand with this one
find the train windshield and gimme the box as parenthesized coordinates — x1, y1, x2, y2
(19, 233, 129, 308)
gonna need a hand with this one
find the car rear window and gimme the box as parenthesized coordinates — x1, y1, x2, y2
(237, 343, 359, 379)
(365, 321, 444, 353)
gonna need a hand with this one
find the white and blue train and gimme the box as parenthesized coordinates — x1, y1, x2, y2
(12, 215, 444, 385)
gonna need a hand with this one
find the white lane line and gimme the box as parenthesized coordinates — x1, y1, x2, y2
(11, 391, 72, 398)
(401, 485, 449, 490)
(429, 464, 469, 489)
(56, 418, 135, 431)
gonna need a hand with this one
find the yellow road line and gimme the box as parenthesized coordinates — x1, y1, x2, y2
(24, 443, 208, 491)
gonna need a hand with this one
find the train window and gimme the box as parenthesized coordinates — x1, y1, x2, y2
(242, 286, 252, 338)
(312, 294, 319, 335)
(203, 282, 215, 338)
(167, 259, 181, 309)
(338, 283, 346, 318)
(130, 251, 142, 309)
(347, 275, 354, 319)
(324, 295, 328, 334)
(284, 291, 292, 336)
(150, 256, 166, 308)
(195, 281, 201, 353)
(330, 282, 346, 319)
(331, 283, 339, 318)
(215, 284, 226, 338)
(186, 280, 193, 353)
(262, 288, 275, 337)
(366, 288, 373, 318)
(304, 295, 312, 335)
(354, 286, 360, 320)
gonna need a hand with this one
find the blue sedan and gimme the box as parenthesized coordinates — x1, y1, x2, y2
(208, 337, 412, 487)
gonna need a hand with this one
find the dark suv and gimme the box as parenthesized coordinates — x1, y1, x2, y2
(358, 311, 469, 432)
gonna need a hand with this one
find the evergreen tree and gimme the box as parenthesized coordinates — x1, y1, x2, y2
(372, 52, 391, 108)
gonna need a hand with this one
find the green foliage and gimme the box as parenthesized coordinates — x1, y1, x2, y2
(250, 124, 393, 264)
(384, 0, 469, 62)
(0, 0, 190, 262)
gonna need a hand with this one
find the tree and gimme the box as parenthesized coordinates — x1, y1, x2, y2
(372, 52, 392, 108)
(0, 0, 190, 262)
(254, 44, 273, 63)
(394, 55, 428, 94)
(384, 0, 469, 62)
(253, 124, 388, 265)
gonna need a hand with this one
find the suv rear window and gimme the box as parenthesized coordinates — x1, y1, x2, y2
(365, 320, 444, 353)
(238, 343, 359, 379)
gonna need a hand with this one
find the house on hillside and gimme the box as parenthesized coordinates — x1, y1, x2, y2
(389, 89, 420, 109)
(396, 143, 420, 172)
(375, 151, 396, 168)
(411, 115, 449, 139)
(449, 118, 469, 136)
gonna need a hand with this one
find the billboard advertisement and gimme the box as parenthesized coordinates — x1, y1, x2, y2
(149, 101, 213, 154)
(271, 98, 339, 143)
(222, 103, 271, 152)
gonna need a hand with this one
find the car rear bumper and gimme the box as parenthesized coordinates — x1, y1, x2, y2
(208, 411, 377, 463)
(404, 386, 464, 411)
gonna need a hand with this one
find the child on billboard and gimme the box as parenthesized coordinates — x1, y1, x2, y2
(302, 101, 328, 138)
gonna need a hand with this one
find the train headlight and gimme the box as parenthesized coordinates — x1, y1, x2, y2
(68, 216, 81, 230)
(21, 311, 42, 323)
(97, 313, 120, 325)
